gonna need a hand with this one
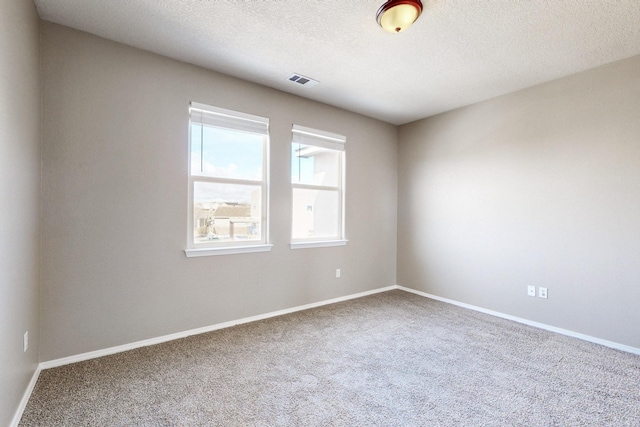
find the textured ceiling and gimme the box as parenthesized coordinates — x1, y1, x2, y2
(34, 0, 640, 125)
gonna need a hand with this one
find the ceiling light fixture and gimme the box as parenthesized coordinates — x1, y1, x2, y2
(376, 0, 423, 33)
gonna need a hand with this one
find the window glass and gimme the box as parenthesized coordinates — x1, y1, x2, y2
(193, 182, 262, 243)
(191, 125, 263, 181)
(292, 188, 339, 239)
(291, 144, 341, 187)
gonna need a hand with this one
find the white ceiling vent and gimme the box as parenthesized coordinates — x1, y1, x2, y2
(288, 73, 319, 88)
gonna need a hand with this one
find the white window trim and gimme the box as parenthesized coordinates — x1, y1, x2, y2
(186, 102, 270, 256)
(185, 244, 274, 257)
(290, 240, 348, 250)
(290, 125, 346, 247)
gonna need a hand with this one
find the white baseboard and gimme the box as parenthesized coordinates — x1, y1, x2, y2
(398, 285, 640, 356)
(38, 283, 640, 369)
(10, 365, 41, 427)
(15, 284, 639, 426)
(40, 285, 398, 370)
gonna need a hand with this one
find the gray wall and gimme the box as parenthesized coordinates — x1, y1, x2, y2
(0, 0, 41, 425)
(40, 23, 398, 361)
(398, 55, 640, 348)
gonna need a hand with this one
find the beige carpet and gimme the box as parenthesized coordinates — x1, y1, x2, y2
(20, 290, 640, 426)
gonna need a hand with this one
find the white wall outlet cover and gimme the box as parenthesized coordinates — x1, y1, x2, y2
(539, 287, 548, 299)
(336, 269, 341, 278)
(527, 286, 536, 297)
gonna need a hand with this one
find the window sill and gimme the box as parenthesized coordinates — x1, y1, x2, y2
(289, 240, 348, 250)
(184, 244, 274, 257)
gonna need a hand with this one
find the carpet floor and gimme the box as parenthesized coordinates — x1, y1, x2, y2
(20, 290, 640, 426)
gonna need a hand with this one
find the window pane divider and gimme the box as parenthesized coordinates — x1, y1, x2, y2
(191, 176, 263, 186)
(291, 183, 339, 192)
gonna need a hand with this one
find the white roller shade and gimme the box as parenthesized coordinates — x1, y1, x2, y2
(292, 125, 346, 151)
(190, 102, 268, 135)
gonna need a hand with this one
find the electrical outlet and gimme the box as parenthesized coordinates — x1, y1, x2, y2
(24, 331, 28, 352)
(336, 269, 341, 278)
(538, 287, 548, 299)
(527, 286, 536, 297)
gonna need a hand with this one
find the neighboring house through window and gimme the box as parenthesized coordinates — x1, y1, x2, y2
(290, 125, 347, 249)
(185, 102, 271, 257)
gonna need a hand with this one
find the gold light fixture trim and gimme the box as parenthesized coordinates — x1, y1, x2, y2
(376, 0, 423, 33)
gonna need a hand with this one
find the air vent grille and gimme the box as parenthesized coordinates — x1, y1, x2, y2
(288, 74, 319, 88)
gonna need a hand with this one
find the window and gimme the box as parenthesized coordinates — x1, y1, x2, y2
(185, 102, 271, 257)
(291, 125, 346, 248)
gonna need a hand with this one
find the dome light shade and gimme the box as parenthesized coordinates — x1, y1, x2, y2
(376, 0, 423, 33)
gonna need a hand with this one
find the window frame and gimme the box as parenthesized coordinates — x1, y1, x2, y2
(185, 102, 272, 257)
(290, 125, 347, 249)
